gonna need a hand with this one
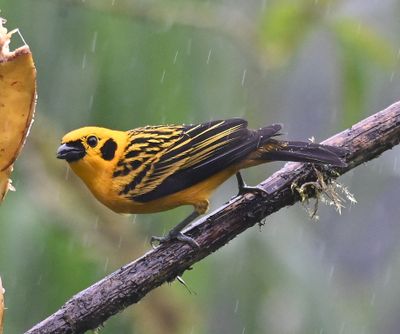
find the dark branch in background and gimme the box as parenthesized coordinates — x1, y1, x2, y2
(25, 101, 400, 334)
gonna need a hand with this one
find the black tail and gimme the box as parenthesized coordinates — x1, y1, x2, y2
(264, 140, 347, 167)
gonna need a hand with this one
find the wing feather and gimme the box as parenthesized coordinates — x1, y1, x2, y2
(114, 119, 281, 202)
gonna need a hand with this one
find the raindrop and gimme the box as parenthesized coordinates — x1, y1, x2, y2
(383, 266, 392, 286)
(319, 329, 324, 334)
(242, 328, 246, 334)
(357, 23, 361, 34)
(241, 69, 247, 87)
(81, 53, 87, 69)
(111, 0, 116, 5)
(104, 257, 109, 272)
(160, 69, 166, 84)
(173, 50, 179, 64)
(37, 274, 43, 285)
(261, 0, 267, 11)
(234, 299, 239, 313)
(390, 72, 395, 82)
(206, 49, 212, 64)
(187, 38, 192, 55)
(339, 322, 346, 334)
(88, 94, 94, 111)
(91, 31, 98, 53)
(94, 216, 99, 230)
(370, 292, 375, 306)
(131, 214, 137, 224)
(328, 265, 335, 283)
(65, 165, 70, 180)
(118, 235, 123, 248)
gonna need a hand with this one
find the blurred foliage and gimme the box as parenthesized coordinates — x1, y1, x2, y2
(332, 18, 396, 126)
(1, 0, 400, 333)
(258, 0, 323, 66)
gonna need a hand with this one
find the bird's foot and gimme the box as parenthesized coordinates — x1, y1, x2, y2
(150, 231, 199, 249)
(237, 184, 269, 196)
(236, 172, 269, 197)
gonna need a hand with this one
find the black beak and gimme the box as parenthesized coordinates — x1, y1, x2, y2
(57, 141, 86, 162)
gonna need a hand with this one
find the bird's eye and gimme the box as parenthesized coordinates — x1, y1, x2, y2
(87, 135, 98, 148)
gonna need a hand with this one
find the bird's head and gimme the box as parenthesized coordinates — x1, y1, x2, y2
(57, 127, 127, 181)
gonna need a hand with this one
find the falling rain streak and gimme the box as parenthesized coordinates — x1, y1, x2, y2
(328, 265, 335, 283)
(65, 165, 70, 180)
(261, 0, 267, 11)
(383, 266, 392, 286)
(88, 94, 94, 111)
(91, 31, 98, 53)
(234, 299, 239, 313)
(94, 216, 99, 230)
(206, 49, 212, 64)
(370, 292, 376, 306)
(173, 50, 179, 64)
(81, 53, 87, 69)
(241, 69, 247, 87)
(160, 69, 166, 83)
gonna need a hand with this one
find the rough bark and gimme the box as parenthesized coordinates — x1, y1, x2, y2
(25, 101, 400, 334)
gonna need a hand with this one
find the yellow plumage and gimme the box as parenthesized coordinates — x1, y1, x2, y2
(57, 119, 346, 245)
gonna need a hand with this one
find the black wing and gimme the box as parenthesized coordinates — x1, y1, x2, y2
(119, 119, 281, 202)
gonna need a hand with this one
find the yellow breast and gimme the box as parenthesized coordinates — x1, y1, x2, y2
(71, 161, 236, 214)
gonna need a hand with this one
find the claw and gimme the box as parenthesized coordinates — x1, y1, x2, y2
(236, 172, 268, 196)
(238, 184, 269, 196)
(176, 232, 200, 248)
(150, 232, 199, 249)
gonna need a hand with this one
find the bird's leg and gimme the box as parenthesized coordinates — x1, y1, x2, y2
(236, 171, 269, 196)
(151, 210, 200, 249)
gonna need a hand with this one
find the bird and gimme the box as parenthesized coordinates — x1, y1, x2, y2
(57, 119, 346, 247)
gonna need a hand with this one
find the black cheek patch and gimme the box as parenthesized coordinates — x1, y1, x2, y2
(100, 139, 118, 161)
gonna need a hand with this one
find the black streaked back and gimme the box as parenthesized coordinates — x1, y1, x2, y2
(130, 120, 281, 202)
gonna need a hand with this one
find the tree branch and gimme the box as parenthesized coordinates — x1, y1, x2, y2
(25, 101, 400, 334)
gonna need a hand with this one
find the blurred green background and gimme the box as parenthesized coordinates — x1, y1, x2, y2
(1, 0, 400, 333)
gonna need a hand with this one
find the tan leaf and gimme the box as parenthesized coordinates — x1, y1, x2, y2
(0, 18, 37, 202)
